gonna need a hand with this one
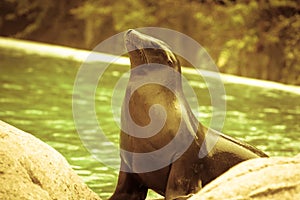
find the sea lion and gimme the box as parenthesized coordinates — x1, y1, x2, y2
(109, 29, 268, 200)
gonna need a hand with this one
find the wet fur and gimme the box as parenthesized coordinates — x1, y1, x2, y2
(109, 30, 268, 200)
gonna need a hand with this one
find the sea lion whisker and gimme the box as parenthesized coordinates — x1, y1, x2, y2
(136, 48, 148, 64)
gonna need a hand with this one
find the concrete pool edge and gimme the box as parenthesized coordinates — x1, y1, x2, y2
(1, 36, 299, 95)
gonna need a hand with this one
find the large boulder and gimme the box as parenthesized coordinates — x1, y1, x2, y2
(0, 120, 101, 200)
(189, 154, 300, 200)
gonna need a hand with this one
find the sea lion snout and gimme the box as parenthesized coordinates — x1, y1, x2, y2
(125, 29, 165, 51)
(124, 29, 179, 71)
(124, 29, 142, 47)
(126, 29, 133, 36)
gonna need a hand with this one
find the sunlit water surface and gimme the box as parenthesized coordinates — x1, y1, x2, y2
(1, 41, 300, 199)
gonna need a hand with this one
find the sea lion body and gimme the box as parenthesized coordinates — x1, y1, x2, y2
(109, 30, 268, 200)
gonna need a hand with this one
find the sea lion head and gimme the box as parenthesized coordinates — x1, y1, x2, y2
(124, 29, 181, 73)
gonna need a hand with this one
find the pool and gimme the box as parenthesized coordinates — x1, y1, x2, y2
(1, 38, 299, 199)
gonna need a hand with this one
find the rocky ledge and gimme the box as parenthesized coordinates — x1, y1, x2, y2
(0, 120, 101, 200)
(189, 153, 300, 200)
(1, 120, 299, 200)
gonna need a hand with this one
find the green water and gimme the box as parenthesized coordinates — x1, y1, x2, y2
(1, 45, 300, 199)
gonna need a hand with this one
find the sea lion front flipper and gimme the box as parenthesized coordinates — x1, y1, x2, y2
(109, 170, 148, 200)
(165, 146, 202, 200)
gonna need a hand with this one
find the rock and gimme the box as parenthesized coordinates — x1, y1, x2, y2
(0, 120, 101, 200)
(188, 155, 300, 200)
